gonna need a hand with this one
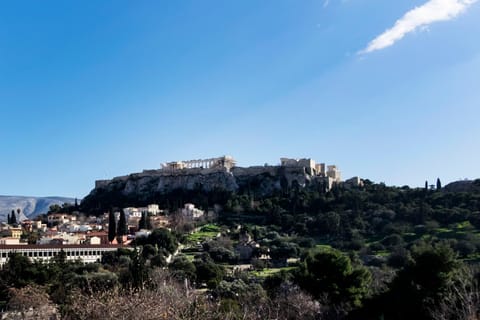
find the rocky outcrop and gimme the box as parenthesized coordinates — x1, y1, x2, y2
(81, 165, 324, 214)
(444, 179, 480, 192)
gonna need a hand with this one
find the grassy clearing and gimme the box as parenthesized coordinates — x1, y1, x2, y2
(455, 221, 474, 230)
(184, 254, 196, 262)
(402, 232, 421, 242)
(464, 253, 480, 262)
(186, 231, 219, 243)
(250, 267, 297, 278)
(199, 224, 221, 233)
(375, 250, 390, 257)
(315, 244, 332, 250)
(186, 224, 221, 243)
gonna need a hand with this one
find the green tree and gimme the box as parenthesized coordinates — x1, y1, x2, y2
(128, 249, 148, 290)
(296, 248, 371, 307)
(148, 229, 178, 254)
(138, 211, 148, 230)
(2, 253, 35, 287)
(48, 204, 61, 214)
(141, 244, 157, 259)
(169, 256, 196, 282)
(194, 255, 225, 288)
(108, 211, 116, 243)
(436, 178, 442, 190)
(371, 245, 463, 320)
(150, 254, 167, 268)
(117, 210, 128, 237)
(10, 210, 17, 225)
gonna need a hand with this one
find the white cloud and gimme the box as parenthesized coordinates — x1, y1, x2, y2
(360, 0, 477, 54)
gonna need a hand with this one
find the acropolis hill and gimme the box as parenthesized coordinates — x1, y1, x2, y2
(94, 155, 342, 189)
(82, 156, 357, 214)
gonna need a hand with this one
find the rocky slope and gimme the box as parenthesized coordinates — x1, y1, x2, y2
(81, 165, 324, 215)
(444, 179, 480, 192)
(0, 195, 75, 221)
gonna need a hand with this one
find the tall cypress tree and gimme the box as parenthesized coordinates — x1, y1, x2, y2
(139, 211, 147, 230)
(425, 180, 428, 190)
(118, 210, 128, 236)
(108, 211, 116, 243)
(146, 214, 151, 230)
(11, 210, 17, 225)
(436, 178, 442, 190)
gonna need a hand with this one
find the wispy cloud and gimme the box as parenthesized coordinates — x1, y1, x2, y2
(360, 0, 477, 54)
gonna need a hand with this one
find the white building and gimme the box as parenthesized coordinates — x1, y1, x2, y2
(123, 204, 162, 218)
(0, 238, 22, 245)
(47, 214, 76, 226)
(39, 232, 85, 245)
(0, 244, 128, 266)
(135, 230, 151, 239)
(182, 204, 204, 219)
(123, 207, 142, 218)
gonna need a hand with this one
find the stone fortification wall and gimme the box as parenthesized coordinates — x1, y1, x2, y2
(231, 166, 278, 177)
(95, 180, 111, 188)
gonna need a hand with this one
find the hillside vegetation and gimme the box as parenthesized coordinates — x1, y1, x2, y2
(2, 179, 480, 319)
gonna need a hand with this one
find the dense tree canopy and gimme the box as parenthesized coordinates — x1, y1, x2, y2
(297, 249, 371, 307)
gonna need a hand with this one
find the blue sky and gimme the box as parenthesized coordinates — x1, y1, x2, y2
(1, 0, 479, 198)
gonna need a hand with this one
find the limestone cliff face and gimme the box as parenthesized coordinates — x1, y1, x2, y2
(81, 165, 321, 214)
(122, 170, 239, 194)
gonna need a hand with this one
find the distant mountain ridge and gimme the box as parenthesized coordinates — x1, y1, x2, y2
(0, 195, 75, 221)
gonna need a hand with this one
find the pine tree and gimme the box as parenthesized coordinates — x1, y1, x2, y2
(118, 210, 128, 236)
(436, 178, 442, 190)
(108, 211, 116, 243)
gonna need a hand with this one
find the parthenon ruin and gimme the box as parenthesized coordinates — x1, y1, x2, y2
(161, 155, 236, 172)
